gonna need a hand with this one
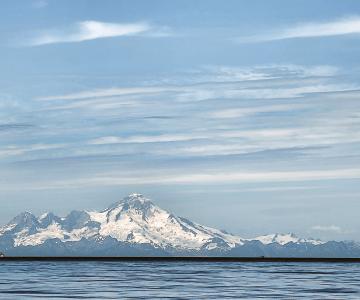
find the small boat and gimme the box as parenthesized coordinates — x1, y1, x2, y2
(0, 252, 5, 258)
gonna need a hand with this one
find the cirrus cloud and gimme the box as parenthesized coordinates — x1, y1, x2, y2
(27, 20, 169, 46)
(238, 16, 360, 42)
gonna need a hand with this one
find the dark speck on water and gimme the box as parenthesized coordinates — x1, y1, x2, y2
(0, 261, 360, 299)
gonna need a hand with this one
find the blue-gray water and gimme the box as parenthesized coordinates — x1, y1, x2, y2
(1, 261, 360, 299)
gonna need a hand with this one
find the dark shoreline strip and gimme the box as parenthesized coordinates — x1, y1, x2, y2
(1, 257, 360, 263)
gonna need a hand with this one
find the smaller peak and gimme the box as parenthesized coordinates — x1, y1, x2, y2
(8, 211, 38, 227)
(38, 212, 61, 227)
(63, 210, 90, 230)
(13, 211, 35, 220)
(39, 212, 55, 220)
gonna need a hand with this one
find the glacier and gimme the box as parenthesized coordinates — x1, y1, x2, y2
(0, 193, 359, 257)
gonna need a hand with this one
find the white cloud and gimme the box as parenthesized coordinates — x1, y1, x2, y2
(239, 186, 323, 192)
(0, 143, 66, 158)
(10, 64, 360, 166)
(89, 134, 207, 145)
(79, 119, 360, 158)
(311, 225, 342, 233)
(28, 20, 163, 46)
(208, 104, 305, 119)
(87, 127, 316, 147)
(0, 146, 24, 158)
(205, 65, 338, 81)
(241, 16, 360, 42)
(37, 64, 342, 102)
(152, 125, 360, 157)
(168, 169, 360, 184)
(38, 86, 169, 101)
(22, 168, 360, 190)
(38, 82, 356, 108)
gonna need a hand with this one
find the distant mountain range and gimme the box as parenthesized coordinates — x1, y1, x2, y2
(1, 193, 359, 257)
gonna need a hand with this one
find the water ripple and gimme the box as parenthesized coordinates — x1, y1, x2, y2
(0, 261, 359, 299)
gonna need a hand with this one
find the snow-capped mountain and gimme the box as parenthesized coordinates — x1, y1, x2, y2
(0, 193, 358, 257)
(251, 233, 323, 246)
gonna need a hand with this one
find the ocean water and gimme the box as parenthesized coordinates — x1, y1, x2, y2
(0, 261, 360, 299)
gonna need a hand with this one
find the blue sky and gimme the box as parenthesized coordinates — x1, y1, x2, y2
(1, 0, 360, 241)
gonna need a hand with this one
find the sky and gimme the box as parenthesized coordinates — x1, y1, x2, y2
(0, 0, 360, 241)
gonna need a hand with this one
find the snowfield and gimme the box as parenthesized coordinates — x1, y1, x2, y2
(0, 193, 356, 257)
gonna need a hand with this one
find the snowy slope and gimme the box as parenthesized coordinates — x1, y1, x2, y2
(251, 233, 324, 246)
(87, 193, 243, 250)
(1, 193, 352, 257)
(0, 194, 244, 252)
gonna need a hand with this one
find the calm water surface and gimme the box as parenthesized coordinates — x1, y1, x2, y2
(0, 261, 359, 299)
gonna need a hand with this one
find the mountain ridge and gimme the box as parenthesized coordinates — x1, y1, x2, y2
(0, 193, 359, 257)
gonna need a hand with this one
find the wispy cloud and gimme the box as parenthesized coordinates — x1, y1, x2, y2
(5, 64, 360, 166)
(19, 63, 358, 166)
(240, 16, 360, 42)
(37, 64, 341, 102)
(87, 128, 306, 146)
(27, 20, 167, 46)
(38, 86, 169, 101)
(17, 168, 360, 190)
(88, 134, 207, 145)
(38, 82, 356, 109)
(311, 225, 342, 233)
(208, 104, 305, 119)
(204, 65, 338, 80)
(0, 143, 66, 159)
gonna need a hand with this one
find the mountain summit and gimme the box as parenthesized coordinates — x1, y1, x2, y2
(0, 194, 358, 257)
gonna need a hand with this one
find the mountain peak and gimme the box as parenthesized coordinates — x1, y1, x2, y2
(121, 193, 155, 213)
(124, 193, 148, 203)
(38, 212, 62, 227)
(107, 193, 154, 211)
